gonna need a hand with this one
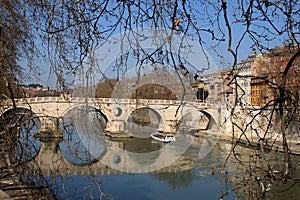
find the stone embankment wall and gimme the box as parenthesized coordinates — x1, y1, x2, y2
(217, 106, 300, 154)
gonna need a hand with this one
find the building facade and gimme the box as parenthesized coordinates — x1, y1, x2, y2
(251, 46, 300, 106)
(239, 46, 300, 106)
(202, 69, 233, 105)
(236, 55, 254, 106)
(202, 46, 299, 107)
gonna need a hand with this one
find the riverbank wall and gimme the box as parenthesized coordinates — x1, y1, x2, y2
(196, 130, 300, 155)
(212, 106, 300, 155)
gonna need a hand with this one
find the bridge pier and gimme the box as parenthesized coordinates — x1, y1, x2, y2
(105, 120, 133, 137)
(38, 117, 62, 138)
(163, 120, 178, 133)
(110, 120, 125, 132)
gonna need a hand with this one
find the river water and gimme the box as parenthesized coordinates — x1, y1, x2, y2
(39, 136, 237, 200)
(16, 133, 300, 200)
(5, 114, 300, 200)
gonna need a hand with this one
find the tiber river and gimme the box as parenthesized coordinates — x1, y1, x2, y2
(7, 110, 300, 200)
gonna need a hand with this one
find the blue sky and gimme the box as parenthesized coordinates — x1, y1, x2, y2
(18, 1, 298, 88)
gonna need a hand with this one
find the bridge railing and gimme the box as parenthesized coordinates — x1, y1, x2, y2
(3, 96, 214, 108)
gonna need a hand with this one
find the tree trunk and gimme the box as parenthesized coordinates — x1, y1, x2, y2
(279, 88, 290, 178)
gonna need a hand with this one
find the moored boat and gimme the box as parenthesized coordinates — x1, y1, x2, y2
(150, 132, 176, 143)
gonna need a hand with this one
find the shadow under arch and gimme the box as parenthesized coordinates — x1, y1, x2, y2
(199, 110, 219, 132)
(125, 107, 163, 138)
(176, 108, 219, 133)
(58, 106, 108, 165)
(0, 107, 41, 164)
(195, 110, 221, 159)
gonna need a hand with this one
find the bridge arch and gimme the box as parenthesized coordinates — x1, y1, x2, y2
(125, 106, 165, 137)
(0, 107, 41, 163)
(198, 110, 219, 131)
(0, 107, 41, 131)
(60, 105, 108, 133)
(175, 108, 219, 132)
(125, 106, 164, 124)
(1, 104, 39, 118)
(59, 106, 108, 165)
(60, 105, 107, 120)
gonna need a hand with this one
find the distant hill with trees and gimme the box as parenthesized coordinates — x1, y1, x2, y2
(95, 79, 177, 100)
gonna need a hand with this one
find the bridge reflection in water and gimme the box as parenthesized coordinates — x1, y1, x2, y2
(3, 105, 300, 199)
(1, 103, 224, 173)
(37, 134, 237, 200)
(32, 131, 232, 176)
(7, 118, 300, 200)
(26, 104, 221, 174)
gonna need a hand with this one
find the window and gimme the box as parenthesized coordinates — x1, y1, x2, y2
(280, 56, 284, 62)
(294, 64, 298, 71)
(280, 65, 284, 72)
(273, 66, 277, 73)
(268, 65, 271, 71)
(294, 77, 298, 84)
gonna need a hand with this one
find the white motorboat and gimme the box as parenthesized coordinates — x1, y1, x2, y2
(151, 132, 176, 143)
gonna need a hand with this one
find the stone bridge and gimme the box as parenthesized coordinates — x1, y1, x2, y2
(0, 96, 228, 136)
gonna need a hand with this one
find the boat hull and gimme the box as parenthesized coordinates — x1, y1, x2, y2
(150, 132, 176, 143)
